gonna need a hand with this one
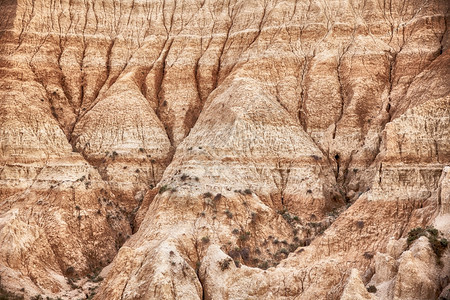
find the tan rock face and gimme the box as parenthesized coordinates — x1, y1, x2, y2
(367, 236, 443, 300)
(0, 0, 449, 299)
(341, 269, 376, 300)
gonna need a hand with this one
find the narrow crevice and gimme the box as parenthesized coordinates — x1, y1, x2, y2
(55, 26, 74, 110)
(385, 50, 398, 124)
(182, 33, 216, 138)
(213, 10, 234, 91)
(439, 14, 448, 55)
(78, 0, 90, 113)
(94, 39, 115, 102)
(298, 53, 314, 132)
(198, 271, 205, 300)
(15, 0, 36, 52)
(331, 32, 354, 139)
(241, 1, 268, 54)
(154, 40, 173, 108)
(66, 1, 91, 144)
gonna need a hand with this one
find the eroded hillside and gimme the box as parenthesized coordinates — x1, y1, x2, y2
(0, 0, 449, 299)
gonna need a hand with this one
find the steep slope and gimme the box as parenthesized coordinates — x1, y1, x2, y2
(0, 0, 448, 299)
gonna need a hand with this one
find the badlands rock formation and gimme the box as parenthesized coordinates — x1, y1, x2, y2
(0, 0, 449, 299)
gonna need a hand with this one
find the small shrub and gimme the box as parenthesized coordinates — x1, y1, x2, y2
(406, 227, 448, 259)
(65, 266, 75, 276)
(277, 208, 288, 215)
(244, 189, 252, 195)
(228, 249, 240, 259)
(90, 276, 103, 283)
(288, 243, 299, 252)
(363, 252, 374, 259)
(159, 185, 169, 194)
(429, 235, 448, 259)
(180, 174, 188, 181)
(232, 228, 239, 234)
(308, 222, 318, 228)
(201, 236, 210, 244)
(239, 248, 250, 260)
(250, 212, 257, 223)
(280, 248, 289, 255)
(224, 209, 233, 219)
(356, 220, 364, 229)
(214, 193, 222, 202)
(257, 261, 269, 270)
(406, 227, 426, 246)
(426, 227, 438, 237)
(239, 231, 251, 242)
(367, 285, 377, 293)
(203, 192, 213, 198)
(219, 259, 232, 271)
(282, 212, 292, 223)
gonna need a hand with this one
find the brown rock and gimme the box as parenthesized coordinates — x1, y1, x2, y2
(0, 0, 449, 299)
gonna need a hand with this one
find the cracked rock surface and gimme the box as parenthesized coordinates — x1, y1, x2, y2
(0, 0, 449, 299)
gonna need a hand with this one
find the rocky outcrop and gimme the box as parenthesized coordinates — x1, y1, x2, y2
(367, 235, 447, 300)
(0, 0, 449, 299)
(341, 269, 376, 300)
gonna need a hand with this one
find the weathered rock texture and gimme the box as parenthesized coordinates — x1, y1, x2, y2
(0, 0, 449, 299)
